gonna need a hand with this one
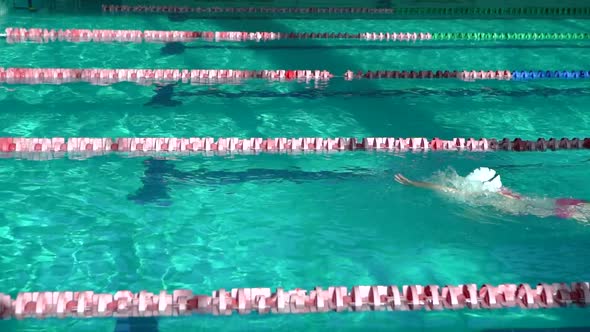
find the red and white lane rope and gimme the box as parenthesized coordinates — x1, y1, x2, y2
(2, 28, 434, 43)
(0, 68, 523, 85)
(0, 68, 332, 84)
(1, 282, 588, 319)
(5, 68, 588, 84)
(0, 137, 588, 157)
(5, 28, 587, 44)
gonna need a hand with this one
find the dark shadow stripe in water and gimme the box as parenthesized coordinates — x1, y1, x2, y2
(128, 158, 376, 205)
(4, 86, 590, 111)
(115, 317, 159, 332)
(171, 86, 590, 99)
(165, 14, 590, 21)
(160, 42, 590, 53)
(482, 328, 590, 332)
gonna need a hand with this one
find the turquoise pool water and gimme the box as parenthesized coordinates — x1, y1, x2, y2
(1, 7, 590, 332)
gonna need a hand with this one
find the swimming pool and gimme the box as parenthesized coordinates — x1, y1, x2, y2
(1, 2, 590, 331)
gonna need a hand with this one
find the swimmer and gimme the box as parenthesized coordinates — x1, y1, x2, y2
(395, 167, 590, 222)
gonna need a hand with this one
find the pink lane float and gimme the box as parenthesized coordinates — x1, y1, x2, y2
(0, 137, 588, 158)
(0, 282, 588, 319)
(0, 68, 332, 84)
(3, 28, 433, 43)
(101, 5, 394, 15)
(0, 68, 517, 85)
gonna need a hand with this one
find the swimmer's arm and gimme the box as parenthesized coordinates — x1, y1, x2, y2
(498, 189, 521, 199)
(394, 174, 457, 193)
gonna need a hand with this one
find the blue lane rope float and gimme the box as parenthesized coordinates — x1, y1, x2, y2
(510, 70, 590, 80)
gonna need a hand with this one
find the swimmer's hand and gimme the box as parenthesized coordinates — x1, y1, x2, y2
(395, 173, 456, 193)
(394, 174, 414, 186)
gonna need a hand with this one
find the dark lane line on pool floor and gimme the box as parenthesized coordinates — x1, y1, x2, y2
(114, 317, 158, 332)
(171, 86, 590, 99)
(138, 85, 590, 108)
(144, 83, 182, 107)
(483, 327, 590, 332)
(159, 42, 590, 52)
(4, 84, 590, 117)
(164, 14, 590, 21)
(128, 158, 376, 205)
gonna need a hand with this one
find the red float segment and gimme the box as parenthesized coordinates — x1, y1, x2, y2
(0, 137, 588, 157)
(3, 28, 433, 43)
(0, 138, 13, 152)
(1, 282, 588, 319)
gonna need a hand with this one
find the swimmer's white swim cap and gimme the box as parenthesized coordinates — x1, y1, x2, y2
(465, 167, 502, 192)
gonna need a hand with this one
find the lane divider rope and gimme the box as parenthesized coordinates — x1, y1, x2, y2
(1, 282, 588, 319)
(5, 28, 590, 43)
(2, 68, 590, 85)
(1, 138, 588, 157)
(101, 5, 394, 15)
(0, 67, 333, 83)
(100, 5, 590, 17)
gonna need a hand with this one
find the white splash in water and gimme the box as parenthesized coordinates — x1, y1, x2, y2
(427, 167, 589, 223)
